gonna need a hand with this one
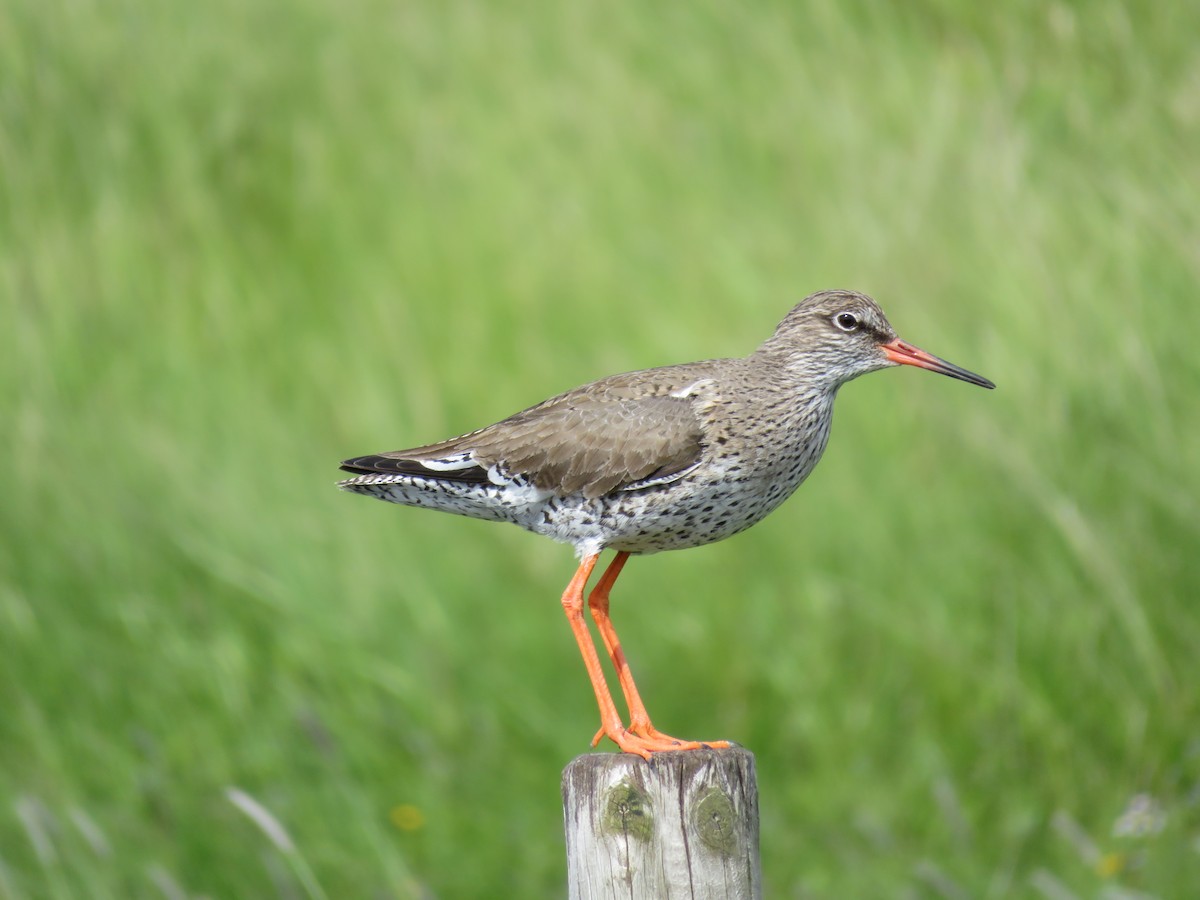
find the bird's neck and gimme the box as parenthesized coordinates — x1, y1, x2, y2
(751, 347, 847, 402)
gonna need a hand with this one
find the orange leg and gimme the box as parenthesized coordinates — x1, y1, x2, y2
(559, 555, 637, 754)
(585, 551, 731, 753)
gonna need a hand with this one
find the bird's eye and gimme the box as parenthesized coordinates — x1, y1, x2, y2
(834, 312, 859, 332)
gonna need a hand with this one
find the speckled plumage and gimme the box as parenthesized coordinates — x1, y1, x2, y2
(339, 290, 992, 557)
(338, 289, 994, 757)
(341, 357, 834, 557)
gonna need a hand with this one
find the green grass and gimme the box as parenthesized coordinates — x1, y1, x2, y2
(3, 0, 1199, 896)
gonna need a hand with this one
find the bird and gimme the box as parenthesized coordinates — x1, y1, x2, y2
(338, 289, 994, 759)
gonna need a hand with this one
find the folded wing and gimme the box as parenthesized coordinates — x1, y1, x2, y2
(340, 373, 711, 500)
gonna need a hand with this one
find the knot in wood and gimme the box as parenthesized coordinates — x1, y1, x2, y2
(691, 786, 738, 856)
(601, 780, 652, 842)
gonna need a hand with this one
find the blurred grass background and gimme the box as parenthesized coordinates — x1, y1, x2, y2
(3, 0, 1199, 896)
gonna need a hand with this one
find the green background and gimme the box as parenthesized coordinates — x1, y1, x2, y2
(3, 1, 1198, 896)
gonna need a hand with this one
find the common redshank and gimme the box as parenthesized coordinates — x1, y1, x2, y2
(339, 290, 994, 758)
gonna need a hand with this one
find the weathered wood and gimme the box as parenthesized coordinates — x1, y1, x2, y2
(562, 748, 761, 900)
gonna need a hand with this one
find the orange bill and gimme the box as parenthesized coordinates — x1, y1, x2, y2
(881, 339, 995, 389)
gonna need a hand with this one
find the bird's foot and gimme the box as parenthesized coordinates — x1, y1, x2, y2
(591, 722, 732, 759)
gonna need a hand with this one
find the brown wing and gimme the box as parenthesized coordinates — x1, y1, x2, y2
(340, 365, 717, 500)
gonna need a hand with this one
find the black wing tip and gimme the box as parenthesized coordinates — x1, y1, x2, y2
(339, 454, 419, 476)
(337, 454, 491, 484)
(340, 456, 381, 474)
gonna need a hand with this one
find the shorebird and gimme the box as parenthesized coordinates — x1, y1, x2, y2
(339, 290, 994, 758)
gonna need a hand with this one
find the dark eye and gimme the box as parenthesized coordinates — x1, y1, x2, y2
(834, 312, 859, 332)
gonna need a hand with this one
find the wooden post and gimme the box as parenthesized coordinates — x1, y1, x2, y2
(562, 748, 761, 899)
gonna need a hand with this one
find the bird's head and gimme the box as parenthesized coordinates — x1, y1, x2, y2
(758, 289, 995, 391)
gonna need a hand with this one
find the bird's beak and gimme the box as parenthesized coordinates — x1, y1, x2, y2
(880, 339, 995, 389)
